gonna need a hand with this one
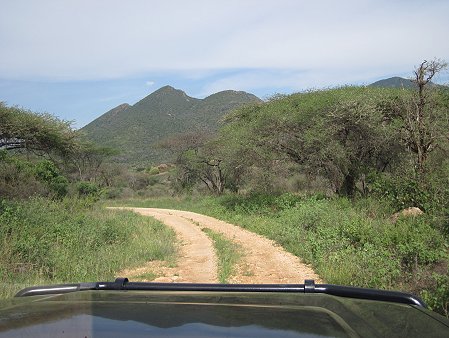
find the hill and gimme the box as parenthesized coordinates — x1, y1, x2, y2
(369, 77, 415, 88)
(369, 76, 447, 89)
(81, 86, 261, 166)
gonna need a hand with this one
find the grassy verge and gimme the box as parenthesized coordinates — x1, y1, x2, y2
(0, 197, 176, 298)
(114, 194, 449, 315)
(202, 228, 242, 283)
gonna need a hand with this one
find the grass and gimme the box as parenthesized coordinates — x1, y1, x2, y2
(0, 197, 176, 298)
(134, 271, 158, 280)
(202, 228, 242, 283)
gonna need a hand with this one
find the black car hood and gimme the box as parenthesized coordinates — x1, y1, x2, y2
(1, 290, 449, 337)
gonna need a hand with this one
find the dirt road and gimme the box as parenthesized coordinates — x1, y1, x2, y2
(113, 207, 321, 284)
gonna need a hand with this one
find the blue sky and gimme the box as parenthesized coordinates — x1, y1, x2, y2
(1, 0, 449, 128)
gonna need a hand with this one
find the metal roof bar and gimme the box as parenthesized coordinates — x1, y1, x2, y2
(15, 278, 426, 308)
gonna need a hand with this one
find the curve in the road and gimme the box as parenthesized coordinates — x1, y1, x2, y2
(111, 207, 321, 284)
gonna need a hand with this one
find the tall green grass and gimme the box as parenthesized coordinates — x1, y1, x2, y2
(0, 197, 176, 298)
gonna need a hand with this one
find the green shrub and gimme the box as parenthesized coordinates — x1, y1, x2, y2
(370, 170, 448, 213)
(148, 176, 159, 186)
(104, 187, 124, 199)
(76, 181, 100, 198)
(34, 160, 60, 182)
(0, 157, 68, 199)
(421, 273, 449, 317)
(48, 175, 69, 198)
(34, 160, 68, 198)
(371, 175, 430, 211)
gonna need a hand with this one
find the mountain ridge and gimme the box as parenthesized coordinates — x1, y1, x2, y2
(369, 76, 415, 88)
(81, 86, 261, 166)
(368, 76, 446, 89)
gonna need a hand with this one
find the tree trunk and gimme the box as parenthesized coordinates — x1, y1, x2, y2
(409, 59, 447, 176)
(338, 172, 356, 198)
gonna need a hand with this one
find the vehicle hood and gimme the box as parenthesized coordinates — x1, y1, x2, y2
(0, 290, 448, 337)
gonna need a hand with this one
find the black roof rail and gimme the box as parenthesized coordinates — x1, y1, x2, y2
(15, 278, 427, 308)
(15, 282, 98, 297)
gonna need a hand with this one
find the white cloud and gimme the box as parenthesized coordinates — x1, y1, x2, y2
(145, 81, 155, 86)
(0, 0, 448, 84)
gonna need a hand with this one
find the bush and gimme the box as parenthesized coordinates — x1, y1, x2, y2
(103, 187, 124, 199)
(321, 243, 401, 288)
(383, 217, 445, 269)
(0, 157, 68, 199)
(421, 273, 449, 317)
(34, 160, 69, 199)
(370, 175, 430, 211)
(48, 175, 69, 198)
(76, 181, 101, 198)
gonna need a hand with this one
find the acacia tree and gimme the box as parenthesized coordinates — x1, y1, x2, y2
(159, 131, 223, 193)
(402, 59, 448, 175)
(0, 103, 79, 158)
(223, 87, 403, 197)
(65, 141, 118, 183)
(325, 96, 403, 196)
(0, 103, 83, 199)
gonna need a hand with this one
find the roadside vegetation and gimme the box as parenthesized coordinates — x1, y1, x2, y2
(202, 228, 242, 283)
(0, 198, 176, 298)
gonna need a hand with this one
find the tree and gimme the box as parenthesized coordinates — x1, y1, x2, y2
(222, 87, 404, 197)
(65, 140, 118, 183)
(194, 140, 228, 195)
(0, 103, 79, 158)
(402, 59, 448, 175)
(159, 131, 225, 194)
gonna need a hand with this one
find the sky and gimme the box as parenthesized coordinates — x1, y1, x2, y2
(1, 0, 449, 128)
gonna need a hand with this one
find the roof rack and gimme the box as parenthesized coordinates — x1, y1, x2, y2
(15, 278, 426, 308)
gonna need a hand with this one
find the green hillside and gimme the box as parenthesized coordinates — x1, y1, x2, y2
(369, 76, 415, 88)
(81, 86, 261, 166)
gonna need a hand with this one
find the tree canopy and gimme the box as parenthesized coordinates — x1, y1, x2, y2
(0, 102, 78, 157)
(219, 87, 408, 196)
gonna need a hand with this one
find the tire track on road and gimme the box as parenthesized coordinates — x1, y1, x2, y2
(111, 207, 321, 284)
